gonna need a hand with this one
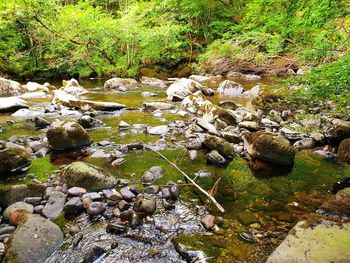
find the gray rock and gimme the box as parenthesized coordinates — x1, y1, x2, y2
(217, 80, 244, 97)
(134, 195, 156, 215)
(78, 115, 103, 129)
(24, 197, 42, 206)
(0, 226, 16, 236)
(293, 138, 315, 150)
(63, 197, 83, 215)
(42, 191, 67, 219)
(205, 150, 227, 166)
(3, 202, 34, 221)
(87, 202, 106, 216)
(67, 187, 87, 196)
(102, 189, 122, 200)
(3, 214, 63, 263)
(147, 125, 169, 135)
(142, 102, 174, 111)
(144, 185, 160, 194)
(120, 187, 136, 200)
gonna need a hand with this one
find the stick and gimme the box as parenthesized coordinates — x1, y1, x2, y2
(140, 141, 225, 213)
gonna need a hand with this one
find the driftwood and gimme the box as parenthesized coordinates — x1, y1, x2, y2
(141, 141, 225, 213)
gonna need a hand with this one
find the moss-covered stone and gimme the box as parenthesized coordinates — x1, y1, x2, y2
(60, 161, 117, 191)
(338, 138, 350, 163)
(326, 119, 350, 145)
(0, 147, 32, 176)
(0, 183, 46, 207)
(47, 121, 91, 151)
(203, 135, 236, 158)
(244, 132, 295, 165)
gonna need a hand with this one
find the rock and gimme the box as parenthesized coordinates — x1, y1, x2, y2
(42, 191, 67, 219)
(205, 150, 228, 166)
(0, 226, 16, 236)
(0, 78, 24, 97)
(118, 120, 131, 130)
(141, 91, 156, 97)
(161, 188, 172, 200)
(0, 97, 28, 113)
(238, 121, 259, 131)
(238, 232, 257, 243)
(0, 184, 45, 207)
(120, 187, 136, 200)
(218, 100, 240, 110)
(242, 74, 261, 81)
(118, 200, 129, 210)
(25, 82, 49, 93)
(60, 162, 117, 192)
(162, 199, 175, 210)
(0, 242, 4, 257)
(243, 85, 260, 99)
(338, 138, 350, 163)
(195, 118, 218, 135)
(189, 150, 198, 160)
(78, 115, 103, 129)
(293, 138, 315, 150)
(24, 197, 42, 206)
(3, 202, 34, 221)
(166, 78, 202, 101)
(87, 202, 106, 216)
(62, 79, 88, 97)
(106, 223, 127, 235)
(243, 132, 295, 165)
(69, 225, 81, 236)
(147, 125, 169, 135)
(12, 109, 44, 118)
(102, 189, 122, 200)
(104, 78, 137, 90)
(68, 187, 87, 196)
(142, 102, 174, 111)
(140, 76, 166, 88)
(3, 214, 63, 263)
(200, 215, 216, 230)
(47, 121, 91, 151)
(261, 118, 279, 128)
(266, 220, 350, 263)
(27, 141, 47, 152)
(321, 187, 350, 215)
(203, 135, 235, 158)
(169, 185, 180, 200)
(217, 80, 244, 97)
(34, 205, 44, 214)
(134, 195, 157, 215)
(33, 117, 51, 129)
(83, 245, 107, 263)
(326, 119, 350, 145)
(0, 147, 31, 176)
(189, 75, 211, 83)
(280, 128, 306, 140)
(141, 166, 164, 184)
(63, 197, 83, 215)
(144, 185, 160, 194)
(19, 91, 48, 99)
(268, 110, 283, 123)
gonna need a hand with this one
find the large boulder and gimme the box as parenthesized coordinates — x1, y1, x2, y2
(217, 80, 244, 97)
(166, 78, 202, 101)
(266, 220, 350, 263)
(326, 119, 350, 145)
(60, 162, 118, 191)
(104, 78, 137, 90)
(47, 121, 92, 151)
(203, 135, 236, 159)
(0, 184, 46, 207)
(0, 147, 32, 176)
(0, 78, 24, 97)
(243, 132, 295, 165)
(3, 214, 64, 263)
(338, 138, 350, 163)
(53, 90, 125, 111)
(0, 97, 29, 113)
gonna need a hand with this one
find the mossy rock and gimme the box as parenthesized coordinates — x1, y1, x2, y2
(212, 107, 237, 126)
(0, 183, 46, 207)
(0, 147, 32, 176)
(338, 138, 350, 163)
(177, 65, 192, 78)
(47, 121, 91, 151)
(203, 135, 236, 158)
(244, 132, 295, 165)
(326, 119, 350, 145)
(60, 161, 117, 191)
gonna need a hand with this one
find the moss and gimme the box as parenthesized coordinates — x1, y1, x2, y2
(0, 183, 46, 207)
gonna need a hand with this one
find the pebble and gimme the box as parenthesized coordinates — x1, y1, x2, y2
(200, 215, 216, 230)
(161, 188, 172, 200)
(87, 202, 106, 216)
(144, 185, 160, 194)
(69, 225, 81, 236)
(102, 189, 122, 201)
(120, 187, 136, 200)
(68, 187, 87, 196)
(162, 199, 175, 210)
(63, 197, 83, 215)
(42, 191, 67, 219)
(118, 200, 130, 210)
(118, 179, 129, 186)
(120, 210, 133, 222)
(83, 245, 106, 263)
(129, 185, 142, 195)
(72, 233, 83, 247)
(0, 226, 16, 236)
(134, 196, 157, 215)
(106, 223, 127, 234)
(34, 205, 45, 214)
(0, 242, 5, 256)
(112, 208, 121, 217)
(85, 192, 102, 201)
(0, 234, 11, 242)
(238, 232, 257, 243)
(82, 196, 92, 209)
(24, 197, 42, 206)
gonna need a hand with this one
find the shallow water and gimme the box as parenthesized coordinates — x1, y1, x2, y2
(0, 77, 349, 262)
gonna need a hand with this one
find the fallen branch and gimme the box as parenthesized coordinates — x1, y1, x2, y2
(140, 141, 225, 213)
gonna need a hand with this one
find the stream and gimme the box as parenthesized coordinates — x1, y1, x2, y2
(0, 76, 349, 262)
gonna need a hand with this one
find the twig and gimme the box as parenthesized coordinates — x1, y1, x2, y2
(140, 140, 225, 213)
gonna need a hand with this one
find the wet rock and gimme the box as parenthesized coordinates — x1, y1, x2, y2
(3, 214, 63, 263)
(0, 184, 45, 207)
(63, 197, 83, 215)
(200, 215, 216, 230)
(325, 119, 350, 145)
(0, 78, 24, 97)
(119, 210, 134, 222)
(47, 121, 91, 151)
(169, 185, 180, 200)
(161, 187, 172, 200)
(162, 199, 175, 210)
(102, 189, 122, 200)
(147, 125, 169, 135)
(72, 233, 83, 247)
(118, 200, 130, 210)
(144, 185, 160, 194)
(142, 102, 174, 111)
(266, 220, 350, 263)
(338, 138, 350, 163)
(134, 195, 157, 215)
(173, 241, 207, 263)
(120, 187, 136, 200)
(78, 115, 103, 129)
(243, 132, 295, 165)
(217, 80, 244, 97)
(83, 245, 106, 263)
(60, 162, 118, 192)
(203, 135, 236, 158)
(166, 78, 202, 101)
(321, 187, 350, 216)
(87, 202, 106, 216)
(112, 208, 121, 217)
(0, 226, 16, 236)
(106, 223, 127, 235)
(42, 191, 67, 219)
(205, 150, 228, 166)
(68, 187, 87, 196)
(238, 232, 257, 243)
(3, 202, 34, 221)
(0, 97, 28, 113)
(24, 197, 42, 206)
(0, 147, 31, 176)
(104, 78, 137, 90)
(293, 138, 315, 150)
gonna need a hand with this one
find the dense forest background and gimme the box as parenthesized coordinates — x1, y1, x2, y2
(0, 0, 349, 79)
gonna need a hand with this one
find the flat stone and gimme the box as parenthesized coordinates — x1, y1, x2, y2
(42, 191, 67, 219)
(63, 197, 83, 215)
(67, 187, 87, 196)
(120, 187, 136, 200)
(102, 189, 122, 200)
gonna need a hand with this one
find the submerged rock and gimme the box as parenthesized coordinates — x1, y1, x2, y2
(0, 78, 24, 97)
(243, 132, 295, 165)
(321, 187, 350, 216)
(338, 138, 350, 163)
(47, 121, 91, 151)
(0, 97, 29, 113)
(60, 162, 118, 191)
(166, 78, 202, 101)
(3, 214, 63, 263)
(0, 147, 32, 175)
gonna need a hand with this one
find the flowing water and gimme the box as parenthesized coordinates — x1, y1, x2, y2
(0, 77, 349, 262)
